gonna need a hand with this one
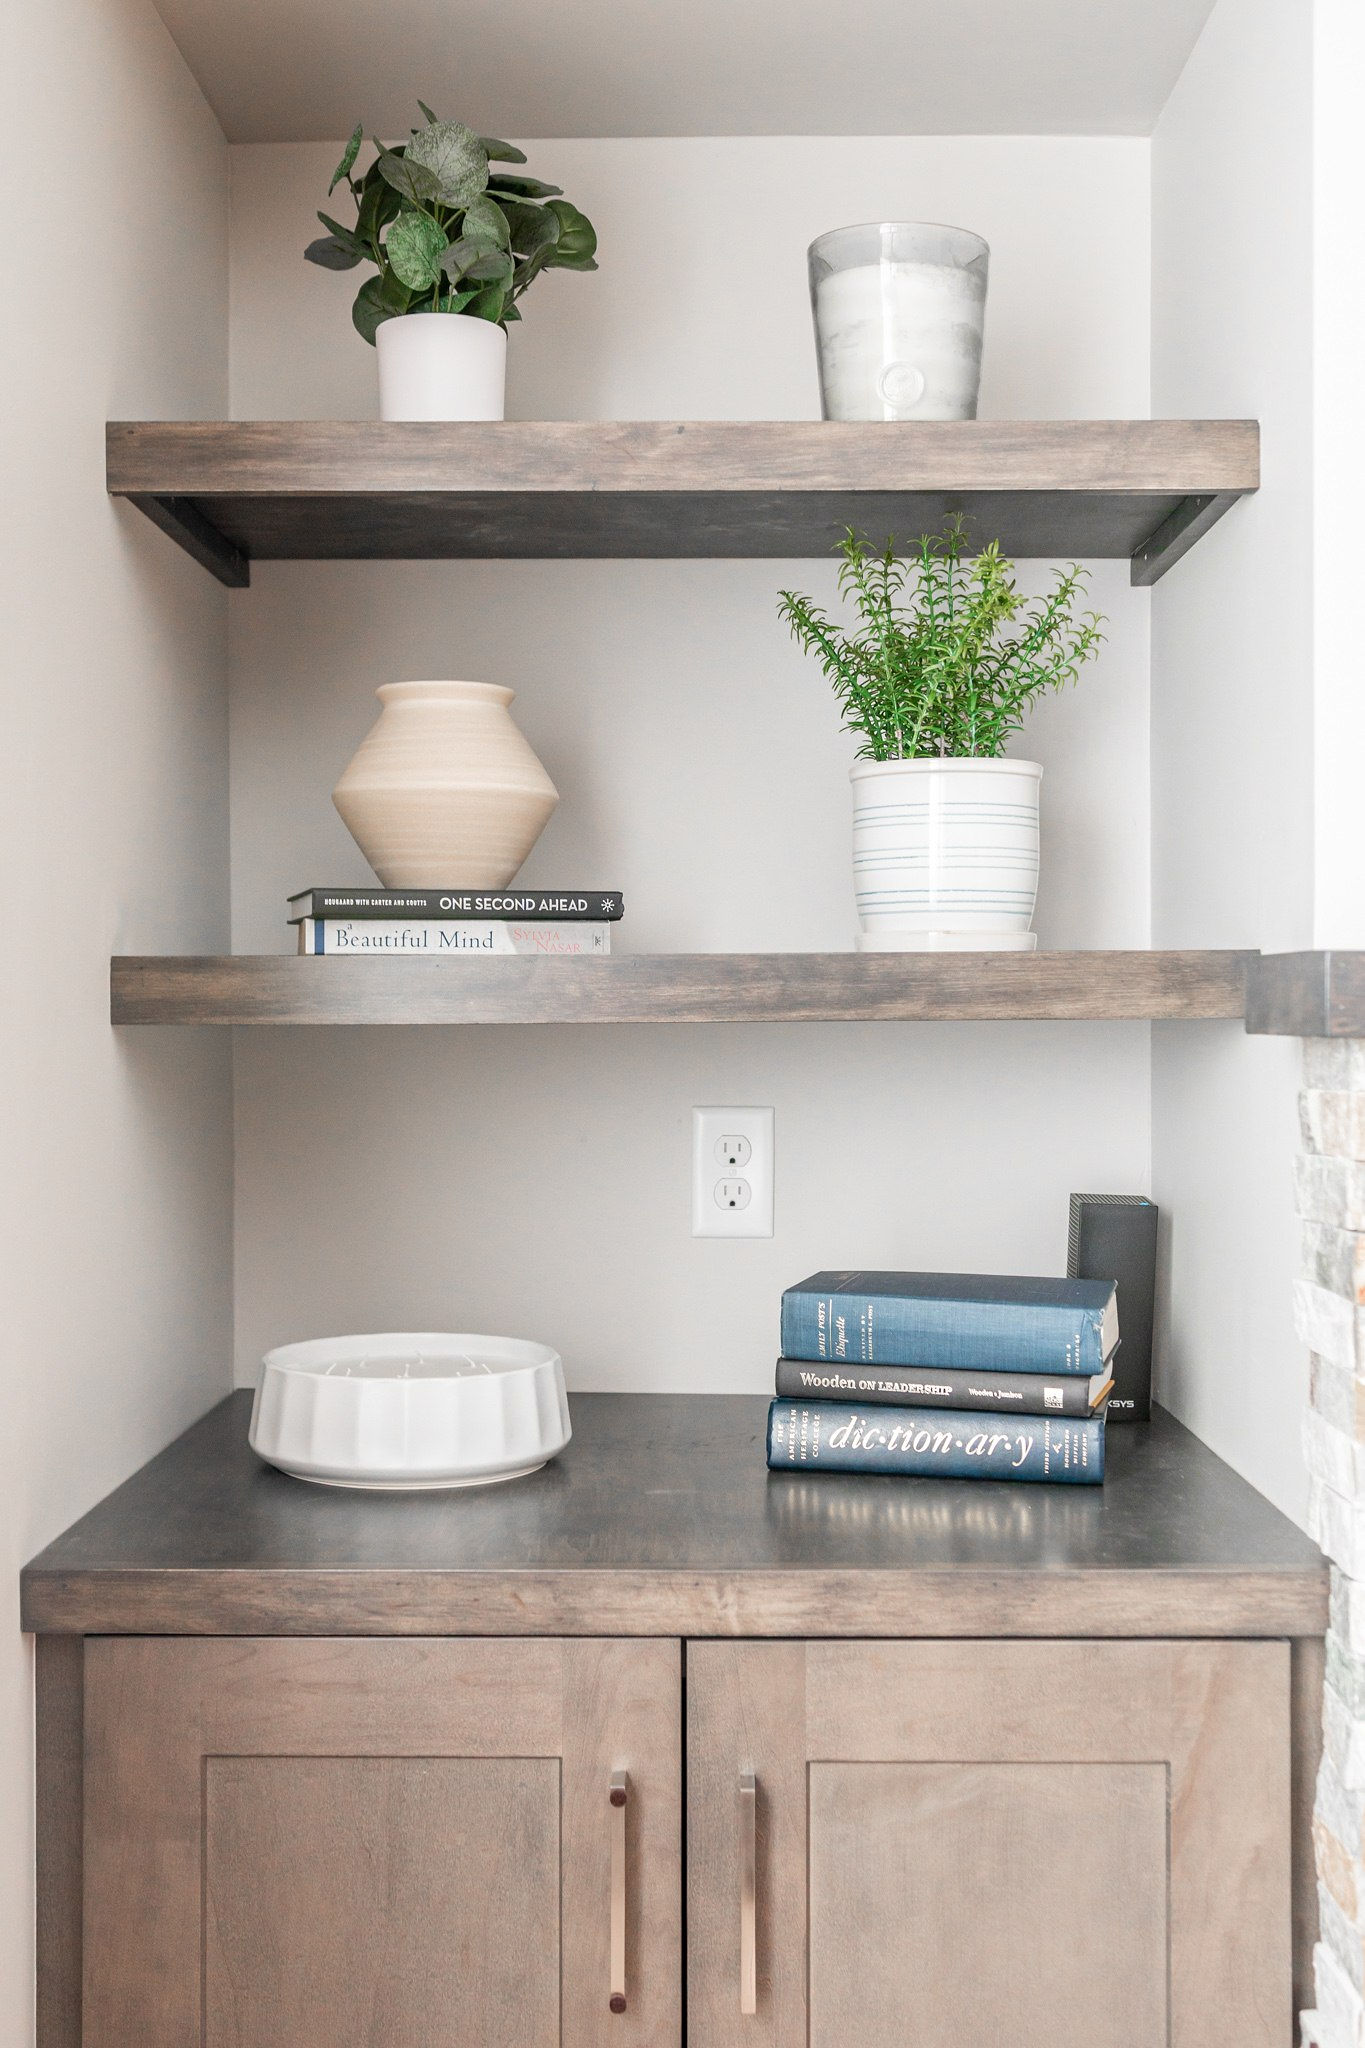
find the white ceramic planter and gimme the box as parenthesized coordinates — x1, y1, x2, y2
(249, 1332, 572, 1489)
(850, 757, 1042, 951)
(375, 311, 507, 421)
(332, 679, 559, 888)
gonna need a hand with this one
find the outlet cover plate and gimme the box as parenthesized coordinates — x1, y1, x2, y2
(692, 1106, 774, 1238)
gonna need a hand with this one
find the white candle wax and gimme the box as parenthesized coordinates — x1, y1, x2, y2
(814, 259, 985, 421)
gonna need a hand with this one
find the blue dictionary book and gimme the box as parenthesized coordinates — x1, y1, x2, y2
(780, 1270, 1118, 1377)
(766, 1399, 1105, 1485)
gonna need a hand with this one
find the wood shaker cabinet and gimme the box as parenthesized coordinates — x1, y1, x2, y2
(686, 1638, 1290, 2048)
(80, 1636, 681, 2048)
(23, 1395, 1327, 2048)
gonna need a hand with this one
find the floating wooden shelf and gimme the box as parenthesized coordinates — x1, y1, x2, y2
(111, 950, 1258, 1027)
(106, 418, 1258, 588)
(1243, 951, 1365, 1037)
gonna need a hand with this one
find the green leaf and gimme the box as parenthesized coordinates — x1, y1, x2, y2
(498, 199, 559, 257)
(479, 135, 528, 164)
(460, 194, 510, 246)
(544, 199, 597, 270)
(502, 300, 521, 321)
(437, 287, 478, 314)
(444, 239, 513, 286)
(463, 246, 514, 284)
(384, 209, 449, 290)
(329, 122, 363, 193)
(405, 119, 489, 207)
(352, 273, 410, 343)
(416, 99, 440, 125)
(357, 161, 401, 241)
(377, 147, 444, 208)
(463, 281, 508, 323)
(377, 268, 414, 314)
(305, 234, 362, 271)
(488, 172, 563, 199)
(512, 241, 555, 293)
(317, 210, 362, 253)
(440, 235, 486, 280)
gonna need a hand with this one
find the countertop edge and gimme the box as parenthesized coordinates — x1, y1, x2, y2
(20, 1561, 1329, 1640)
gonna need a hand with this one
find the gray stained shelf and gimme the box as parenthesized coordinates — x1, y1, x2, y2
(110, 950, 1365, 1031)
(106, 417, 1259, 587)
(1244, 950, 1365, 1038)
(20, 1393, 1326, 1639)
(111, 949, 1257, 1027)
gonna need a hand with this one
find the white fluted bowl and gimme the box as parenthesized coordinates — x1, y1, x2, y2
(249, 1333, 571, 1490)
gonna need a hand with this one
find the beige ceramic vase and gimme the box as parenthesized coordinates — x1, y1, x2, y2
(332, 680, 559, 887)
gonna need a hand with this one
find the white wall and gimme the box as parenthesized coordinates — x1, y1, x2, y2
(228, 137, 1154, 1388)
(1312, 0, 1365, 947)
(0, 3, 232, 2038)
(1151, 0, 1313, 1521)
(232, 137, 1148, 423)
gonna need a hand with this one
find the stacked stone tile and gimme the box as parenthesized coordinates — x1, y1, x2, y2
(1302, 1042, 1365, 2048)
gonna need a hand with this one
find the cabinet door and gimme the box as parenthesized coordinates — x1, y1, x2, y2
(687, 1638, 1289, 2048)
(83, 1636, 680, 2048)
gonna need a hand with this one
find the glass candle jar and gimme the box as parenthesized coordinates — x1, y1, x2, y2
(808, 222, 990, 422)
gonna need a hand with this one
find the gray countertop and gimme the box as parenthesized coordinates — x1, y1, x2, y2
(20, 1392, 1326, 1639)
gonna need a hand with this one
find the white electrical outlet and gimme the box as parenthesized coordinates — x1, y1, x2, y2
(692, 1107, 774, 1238)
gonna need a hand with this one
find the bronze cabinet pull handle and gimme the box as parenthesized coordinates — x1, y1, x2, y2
(739, 1767, 757, 2015)
(609, 1769, 628, 2014)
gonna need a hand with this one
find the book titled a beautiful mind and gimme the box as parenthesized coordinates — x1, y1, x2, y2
(296, 919, 610, 955)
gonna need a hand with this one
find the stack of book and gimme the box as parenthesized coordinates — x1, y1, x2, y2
(766, 1270, 1117, 1485)
(287, 887, 623, 955)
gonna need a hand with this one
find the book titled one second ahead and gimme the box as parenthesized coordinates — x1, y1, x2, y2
(766, 1399, 1104, 1485)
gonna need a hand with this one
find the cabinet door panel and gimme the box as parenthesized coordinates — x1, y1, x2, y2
(807, 1761, 1166, 2048)
(687, 1638, 1290, 2048)
(84, 1636, 680, 2048)
(205, 1756, 561, 2048)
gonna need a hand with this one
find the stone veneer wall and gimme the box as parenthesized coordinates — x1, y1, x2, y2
(1299, 1042, 1365, 2048)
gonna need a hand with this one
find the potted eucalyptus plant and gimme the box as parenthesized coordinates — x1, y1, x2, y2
(305, 106, 597, 420)
(779, 522, 1104, 951)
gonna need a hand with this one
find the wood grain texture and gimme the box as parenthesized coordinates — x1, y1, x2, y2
(205, 1756, 561, 2048)
(693, 1639, 1292, 2048)
(109, 949, 1256, 1026)
(107, 420, 1263, 497)
(35, 1637, 82, 2048)
(1245, 951, 1365, 1037)
(1293, 1634, 1326, 2019)
(22, 1561, 1327, 1640)
(560, 1640, 682, 2048)
(686, 1644, 807, 2048)
(83, 1635, 680, 2048)
(22, 1395, 1327, 1640)
(192, 1633, 567, 1753)
(808, 1761, 1167, 2048)
(105, 419, 1259, 582)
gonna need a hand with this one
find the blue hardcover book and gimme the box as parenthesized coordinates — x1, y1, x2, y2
(780, 1270, 1118, 1377)
(766, 1399, 1104, 1485)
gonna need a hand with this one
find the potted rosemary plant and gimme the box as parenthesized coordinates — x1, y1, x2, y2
(305, 107, 597, 420)
(779, 522, 1104, 950)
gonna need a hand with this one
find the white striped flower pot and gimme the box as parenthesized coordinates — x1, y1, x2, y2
(850, 757, 1043, 952)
